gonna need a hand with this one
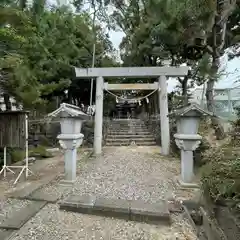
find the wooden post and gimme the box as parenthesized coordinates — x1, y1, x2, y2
(154, 92, 158, 114)
(159, 76, 170, 155)
(94, 76, 104, 155)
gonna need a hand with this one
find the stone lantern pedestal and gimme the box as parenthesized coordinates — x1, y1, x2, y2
(58, 133, 83, 184)
(47, 103, 90, 184)
(169, 103, 213, 188)
(174, 134, 202, 186)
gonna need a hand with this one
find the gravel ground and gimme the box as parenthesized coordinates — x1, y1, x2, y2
(10, 204, 197, 240)
(2, 147, 200, 239)
(71, 146, 197, 202)
(34, 150, 92, 200)
(34, 178, 72, 200)
(0, 199, 31, 224)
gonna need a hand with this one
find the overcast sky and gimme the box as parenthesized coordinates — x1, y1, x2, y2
(108, 31, 240, 91)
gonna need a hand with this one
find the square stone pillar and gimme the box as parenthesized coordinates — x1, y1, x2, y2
(158, 76, 170, 155)
(181, 150, 194, 183)
(175, 135, 202, 187)
(94, 76, 104, 155)
(58, 134, 84, 184)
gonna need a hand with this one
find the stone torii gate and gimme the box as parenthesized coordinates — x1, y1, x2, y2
(75, 66, 189, 155)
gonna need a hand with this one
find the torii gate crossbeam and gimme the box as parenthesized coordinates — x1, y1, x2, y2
(75, 66, 189, 156)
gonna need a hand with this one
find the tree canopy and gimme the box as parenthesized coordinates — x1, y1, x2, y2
(1, 0, 240, 116)
(0, 0, 118, 111)
(110, 0, 240, 108)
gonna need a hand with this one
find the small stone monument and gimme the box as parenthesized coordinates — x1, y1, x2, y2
(47, 103, 90, 184)
(169, 103, 213, 187)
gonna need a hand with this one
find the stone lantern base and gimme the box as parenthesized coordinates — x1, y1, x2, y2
(174, 133, 202, 187)
(57, 133, 84, 184)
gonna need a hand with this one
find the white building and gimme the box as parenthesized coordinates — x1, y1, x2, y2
(189, 53, 240, 120)
(26, 0, 70, 8)
(190, 84, 240, 121)
(56, 0, 70, 6)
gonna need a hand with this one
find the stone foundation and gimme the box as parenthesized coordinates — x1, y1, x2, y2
(59, 194, 171, 225)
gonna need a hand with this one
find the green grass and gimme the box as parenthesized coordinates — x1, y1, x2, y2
(29, 145, 53, 158)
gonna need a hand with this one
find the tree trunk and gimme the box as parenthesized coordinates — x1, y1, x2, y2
(206, 78, 215, 112)
(154, 92, 158, 115)
(206, 54, 225, 140)
(19, 0, 27, 9)
(182, 77, 188, 105)
(178, 75, 188, 105)
(204, 19, 225, 140)
(3, 93, 11, 111)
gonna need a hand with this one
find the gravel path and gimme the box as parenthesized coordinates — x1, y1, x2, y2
(71, 146, 196, 202)
(11, 204, 197, 240)
(5, 146, 199, 239)
(30, 150, 93, 200)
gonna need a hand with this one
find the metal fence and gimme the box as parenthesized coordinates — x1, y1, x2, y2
(191, 87, 240, 121)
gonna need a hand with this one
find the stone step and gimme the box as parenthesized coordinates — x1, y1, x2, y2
(111, 124, 147, 125)
(109, 124, 148, 126)
(108, 131, 151, 135)
(106, 138, 155, 142)
(109, 127, 149, 130)
(109, 120, 146, 125)
(111, 119, 143, 121)
(105, 141, 157, 146)
(111, 120, 145, 123)
(109, 124, 147, 128)
(0, 201, 47, 230)
(107, 135, 155, 139)
(59, 194, 170, 225)
(107, 135, 153, 139)
(109, 129, 150, 132)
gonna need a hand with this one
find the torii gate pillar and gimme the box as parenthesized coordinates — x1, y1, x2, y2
(94, 76, 104, 155)
(159, 76, 170, 155)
